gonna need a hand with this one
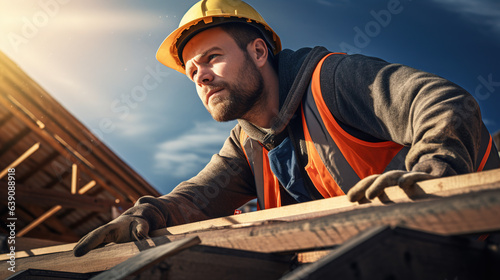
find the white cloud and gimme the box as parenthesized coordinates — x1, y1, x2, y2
(153, 121, 236, 178)
(431, 0, 500, 36)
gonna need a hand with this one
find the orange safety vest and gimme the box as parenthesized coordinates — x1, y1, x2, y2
(239, 53, 499, 210)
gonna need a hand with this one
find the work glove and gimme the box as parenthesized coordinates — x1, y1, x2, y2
(73, 214, 150, 257)
(346, 170, 437, 202)
(73, 197, 167, 257)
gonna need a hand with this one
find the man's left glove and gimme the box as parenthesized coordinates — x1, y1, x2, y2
(346, 170, 436, 202)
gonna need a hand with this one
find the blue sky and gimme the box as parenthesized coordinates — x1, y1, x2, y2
(1, 0, 499, 195)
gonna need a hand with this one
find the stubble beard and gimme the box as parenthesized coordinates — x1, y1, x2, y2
(206, 53, 265, 122)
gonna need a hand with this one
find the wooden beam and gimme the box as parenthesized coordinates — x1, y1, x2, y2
(280, 226, 500, 280)
(0, 142, 40, 179)
(13, 178, 130, 238)
(90, 236, 201, 280)
(13, 184, 133, 212)
(3, 269, 99, 279)
(3, 169, 500, 261)
(153, 168, 500, 236)
(17, 205, 63, 237)
(1, 240, 294, 279)
(78, 180, 97, 195)
(3, 204, 78, 243)
(9, 236, 66, 252)
(152, 188, 500, 255)
(131, 244, 294, 280)
(2, 177, 500, 275)
(71, 163, 78, 194)
(6, 94, 45, 129)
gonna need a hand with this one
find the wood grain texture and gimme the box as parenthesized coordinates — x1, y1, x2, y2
(2, 169, 500, 278)
(90, 236, 200, 280)
(152, 169, 500, 236)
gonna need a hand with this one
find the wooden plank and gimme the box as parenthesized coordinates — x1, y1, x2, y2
(91, 236, 201, 280)
(7, 269, 100, 280)
(0, 240, 293, 279)
(280, 226, 500, 280)
(1, 242, 78, 261)
(166, 186, 500, 254)
(2, 185, 500, 277)
(6, 237, 65, 252)
(0, 239, 155, 277)
(153, 168, 500, 236)
(133, 245, 294, 280)
(3, 169, 500, 262)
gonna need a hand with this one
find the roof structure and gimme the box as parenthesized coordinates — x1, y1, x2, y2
(0, 51, 161, 244)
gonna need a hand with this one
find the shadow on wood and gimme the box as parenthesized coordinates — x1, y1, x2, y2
(281, 225, 500, 280)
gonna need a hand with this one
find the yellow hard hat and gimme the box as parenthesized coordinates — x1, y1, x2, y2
(156, 0, 281, 74)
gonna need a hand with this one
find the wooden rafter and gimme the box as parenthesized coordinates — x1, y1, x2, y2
(1, 74, 157, 199)
(15, 177, 127, 237)
(8, 203, 79, 242)
(0, 142, 40, 179)
(0, 91, 128, 201)
(18, 205, 63, 237)
(71, 163, 78, 194)
(13, 183, 133, 212)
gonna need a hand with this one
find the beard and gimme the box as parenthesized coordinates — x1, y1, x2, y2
(206, 53, 265, 122)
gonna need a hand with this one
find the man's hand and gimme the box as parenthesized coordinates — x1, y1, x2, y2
(73, 215, 150, 257)
(346, 170, 436, 202)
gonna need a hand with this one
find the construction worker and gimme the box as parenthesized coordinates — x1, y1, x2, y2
(73, 0, 500, 256)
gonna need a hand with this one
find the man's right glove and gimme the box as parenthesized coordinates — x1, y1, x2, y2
(73, 197, 168, 257)
(73, 214, 150, 257)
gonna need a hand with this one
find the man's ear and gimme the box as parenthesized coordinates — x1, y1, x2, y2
(247, 38, 268, 68)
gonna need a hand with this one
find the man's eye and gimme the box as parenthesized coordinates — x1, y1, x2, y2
(208, 54, 218, 61)
(191, 70, 198, 79)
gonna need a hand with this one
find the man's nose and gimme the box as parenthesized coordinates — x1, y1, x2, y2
(195, 67, 214, 86)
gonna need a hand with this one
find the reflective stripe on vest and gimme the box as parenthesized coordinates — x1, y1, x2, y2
(302, 53, 407, 197)
(239, 130, 281, 209)
(239, 53, 500, 209)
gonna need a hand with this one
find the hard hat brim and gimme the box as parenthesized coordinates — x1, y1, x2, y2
(156, 16, 281, 75)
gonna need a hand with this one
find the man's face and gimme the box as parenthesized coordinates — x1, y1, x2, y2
(182, 27, 264, 122)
